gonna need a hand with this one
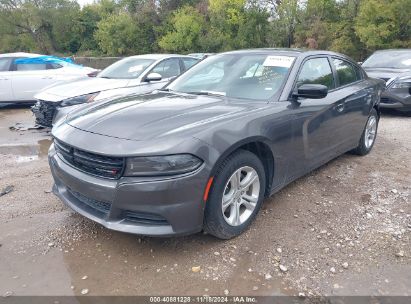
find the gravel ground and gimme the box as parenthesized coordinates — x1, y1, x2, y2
(0, 106, 410, 297)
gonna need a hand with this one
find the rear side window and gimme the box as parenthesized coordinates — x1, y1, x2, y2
(332, 58, 359, 87)
(182, 58, 199, 70)
(0, 58, 11, 71)
(47, 63, 63, 70)
(297, 57, 335, 89)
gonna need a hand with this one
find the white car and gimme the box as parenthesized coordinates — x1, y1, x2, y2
(33, 54, 199, 127)
(0, 52, 96, 103)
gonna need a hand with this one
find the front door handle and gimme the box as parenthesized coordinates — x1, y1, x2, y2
(334, 103, 345, 113)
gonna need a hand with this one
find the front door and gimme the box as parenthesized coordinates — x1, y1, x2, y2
(290, 56, 347, 173)
(10, 58, 57, 101)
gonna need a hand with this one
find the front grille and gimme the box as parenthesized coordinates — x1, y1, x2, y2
(32, 100, 58, 127)
(68, 188, 111, 215)
(55, 140, 125, 179)
(123, 210, 168, 226)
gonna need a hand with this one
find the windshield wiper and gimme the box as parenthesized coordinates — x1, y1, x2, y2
(185, 91, 226, 97)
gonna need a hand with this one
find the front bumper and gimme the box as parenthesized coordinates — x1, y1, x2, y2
(49, 144, 209, 236)
(32, 100, 59, 127)
(380, 89, 411, 112)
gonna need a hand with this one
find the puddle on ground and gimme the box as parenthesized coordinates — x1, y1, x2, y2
(0, 139, 52, 162)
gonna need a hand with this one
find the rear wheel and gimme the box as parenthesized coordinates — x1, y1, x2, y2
(204, 150, 266, 239)
(352, 109, 379, 156)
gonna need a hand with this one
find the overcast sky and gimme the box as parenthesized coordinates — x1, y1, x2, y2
(76, 0, 95, 7)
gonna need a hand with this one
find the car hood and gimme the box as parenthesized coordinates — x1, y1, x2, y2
(35, 77, 131, 102)
(363, 67, 411, 82)
(65, 92, 267, 141)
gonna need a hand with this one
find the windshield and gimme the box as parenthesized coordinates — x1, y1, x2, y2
(362, 51, 411, 69)
(98, 57, 155, 79)
(168, 53, 294, 101)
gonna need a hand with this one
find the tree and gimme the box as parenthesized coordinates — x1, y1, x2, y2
(95, 13, 136, 55)
(355, 0, 411, 51)
(267, 0, 300, 47)
(0, 0, 81, 53)
(329, 0, 365, 60)
(158, 6, 206, 53)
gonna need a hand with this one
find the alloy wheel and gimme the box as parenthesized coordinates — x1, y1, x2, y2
(221, 166, 260, 226)
(364, 116, 377, 149)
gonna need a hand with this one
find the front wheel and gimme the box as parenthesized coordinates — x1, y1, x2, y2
(204, 150, 266, 239)
(352, 109, 379, 156)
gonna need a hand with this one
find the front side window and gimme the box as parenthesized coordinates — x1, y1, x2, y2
(297, 57, 335, 89)
(168, 53, 294, 100)
(98, 58, 155, 79)
(14, 59, 47, 71)
(333, 58, 358, 87)
(152, 59, 181, 78)
(0, 58, 11, 71)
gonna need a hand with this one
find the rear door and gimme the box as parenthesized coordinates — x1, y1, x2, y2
(0, 57, 13, 101)
(10, 58, 58, 101)
(330, 57, 371, 149)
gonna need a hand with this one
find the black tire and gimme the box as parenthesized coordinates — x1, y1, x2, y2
(352, 108, 379, 156)
(204, 150, 266, 239)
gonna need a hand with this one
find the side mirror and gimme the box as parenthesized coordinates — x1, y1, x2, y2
(294, 84, 328, 99)
(357, 61, 363, 65)
(145, 72, 162, 82)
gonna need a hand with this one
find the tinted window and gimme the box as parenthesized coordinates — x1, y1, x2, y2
(353, 64, 363, 80)
(297, 57, 334, 89)
(0, 58, 11, 71)
(182, 58, 199, 70)
(152, 59, 181, 78)
(333, 58, 358, 86)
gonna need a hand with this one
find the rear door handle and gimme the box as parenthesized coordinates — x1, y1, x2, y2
(334, 103, 345, 113)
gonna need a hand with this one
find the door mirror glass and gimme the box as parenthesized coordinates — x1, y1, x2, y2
(145, 72, 162, 82)
(296, 84, 328, 99)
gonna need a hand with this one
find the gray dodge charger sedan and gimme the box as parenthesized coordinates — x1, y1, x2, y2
(49, 49, 384, 239)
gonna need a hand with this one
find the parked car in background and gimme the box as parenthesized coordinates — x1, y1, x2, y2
(33, 54, 199, 127)
(362, 49, 411, 112)
(49, 49, 384, 239)
(0, 53, 96, 103)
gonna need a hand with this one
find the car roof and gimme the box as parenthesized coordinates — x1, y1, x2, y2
(0, 52, 42, 58)
(221, 48, 357, 63)
(372, 49, 411, 53)
(127, 54, 198, 60)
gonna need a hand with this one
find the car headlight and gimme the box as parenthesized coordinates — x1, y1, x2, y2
(124, 154, 203, 177)
(60, 92, 99, 107)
